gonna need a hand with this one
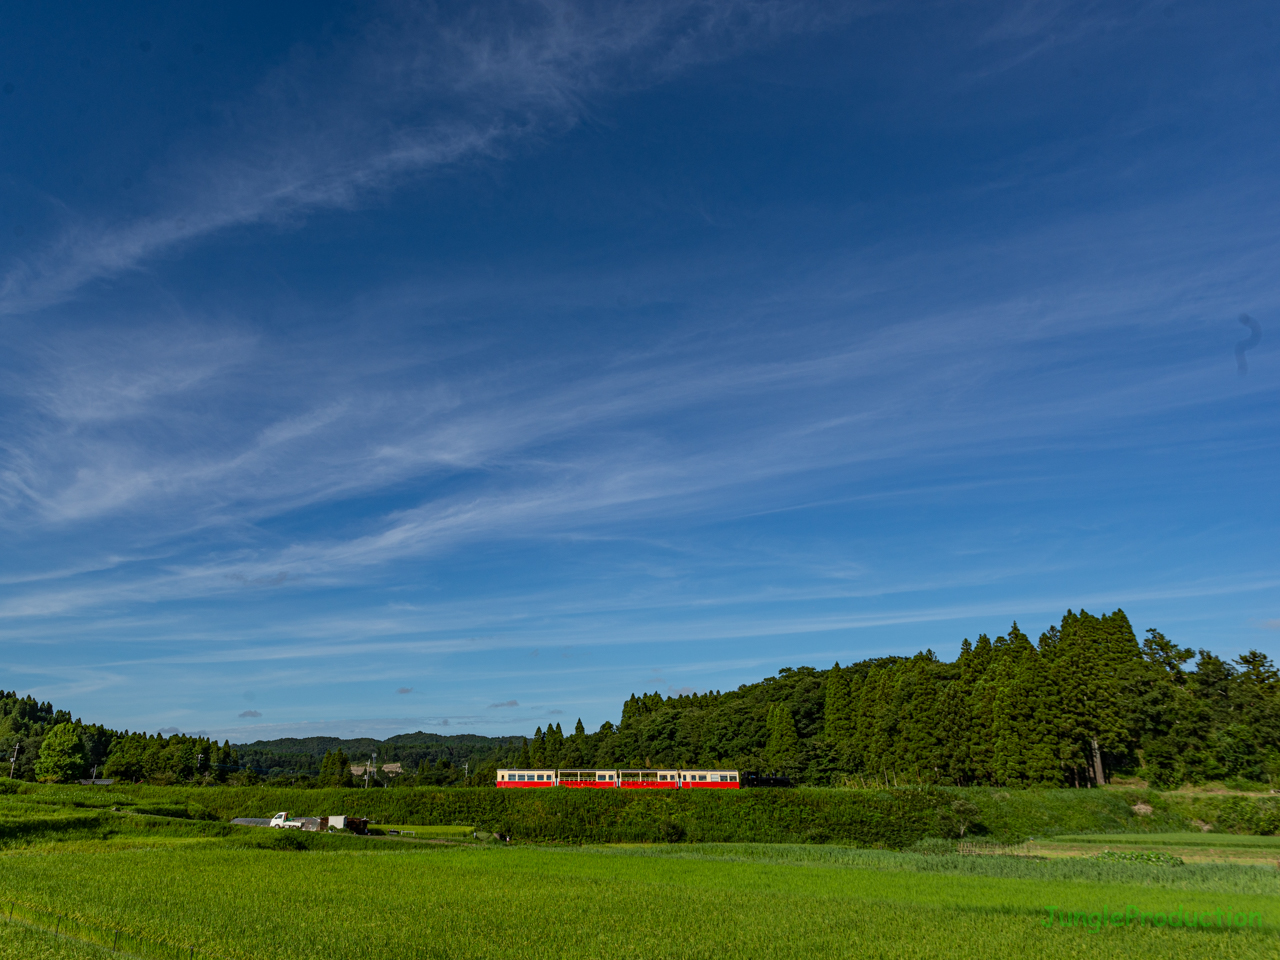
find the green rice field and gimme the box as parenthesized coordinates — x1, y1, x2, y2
(369, 823, 474, 838)
(1, 837, 1277, 959)
(0, 925, 112, 960)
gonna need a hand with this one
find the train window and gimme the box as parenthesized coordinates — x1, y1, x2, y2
(535, 774, 543, 781)
(699, 775, 707, 781)
(729, 775, 738, 782)
(609, 774, 615, 780)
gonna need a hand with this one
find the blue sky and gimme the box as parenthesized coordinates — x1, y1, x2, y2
(1, 1, 1277, 742)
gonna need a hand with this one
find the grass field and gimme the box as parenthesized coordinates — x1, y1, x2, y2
(2, 785, 1279, 958)
(1, 837, 1277, 959)
(369, 824, 474, 838)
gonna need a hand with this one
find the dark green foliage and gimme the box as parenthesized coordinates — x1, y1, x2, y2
(413, 757, 464, 787)
(934, 799, 983, 838)
(317, 749, 355, 788)
(3, 606, 1278, 792)
(1170, 793, 1280, 836)
(100, 731, 221, 784)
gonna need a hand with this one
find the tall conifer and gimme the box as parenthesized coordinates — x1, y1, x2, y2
(823, 664, 852, 741)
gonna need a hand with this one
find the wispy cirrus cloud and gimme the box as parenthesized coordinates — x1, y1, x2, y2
(0, 0, 841, 318)
(1, 181, 1277, 627)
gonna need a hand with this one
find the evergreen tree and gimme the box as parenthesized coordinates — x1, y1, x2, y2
(318, 748, 355, 787)
(894, 652, 944, 782)
(545, 723, 565, 767)
(529, 727, 545, 767)
(765, 703, 801, 773)
(937, 638, 974, 785)
(823, 664, 852, 741)
(967, 635, 996, 783)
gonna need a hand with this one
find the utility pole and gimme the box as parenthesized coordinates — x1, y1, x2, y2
(196, 754, 204, 781)
(8, 743, 20, 780)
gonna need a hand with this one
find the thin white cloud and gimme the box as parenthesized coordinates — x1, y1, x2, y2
(0, 182, 1277, 623)
(0, 0, 840, 318)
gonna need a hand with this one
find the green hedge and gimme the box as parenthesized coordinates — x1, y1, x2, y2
(943, 787, 1191, 837)
(9, 783, 1207, 847)
(1166, 793, 1280, 835)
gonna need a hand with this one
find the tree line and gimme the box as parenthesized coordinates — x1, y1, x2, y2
(526, 609, 1279, 788)
(4, 608, 1277, 788)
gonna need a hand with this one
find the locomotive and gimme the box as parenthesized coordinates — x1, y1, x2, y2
(496, 768, 740, 788)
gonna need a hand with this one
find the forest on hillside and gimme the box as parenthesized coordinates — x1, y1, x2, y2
(544, 609, 1280, 789)
(4, 609, 1278, 789)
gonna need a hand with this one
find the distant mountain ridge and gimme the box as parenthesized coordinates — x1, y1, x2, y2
(233, 732, 519, 754)
(232, 731, 525, 779)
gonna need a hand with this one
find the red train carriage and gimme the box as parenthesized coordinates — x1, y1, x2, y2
(556, 769, 617, 788)
(618, 769, 680, 789)
(496, 769, 557, 788)
(679, 770, 740, 788)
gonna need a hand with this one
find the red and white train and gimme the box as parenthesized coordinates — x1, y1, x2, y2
(497, 768, 740, 789)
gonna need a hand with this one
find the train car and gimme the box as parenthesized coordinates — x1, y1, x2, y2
(556, 769, 618, 788)
(617, 769, 680, 789)
(678, 769, 740, 788)
(496, 769, 557, 787)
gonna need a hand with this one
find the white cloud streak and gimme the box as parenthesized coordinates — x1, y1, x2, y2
(0, 181, 1277, 624)
(0, 0, 839, 318)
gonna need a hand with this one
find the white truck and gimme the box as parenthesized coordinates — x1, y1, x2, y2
(267, 812, 354, 832)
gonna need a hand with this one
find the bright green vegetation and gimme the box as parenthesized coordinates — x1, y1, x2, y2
(0, 925, 113, 960)
(1, 789, 1276, 959)
(1, 838, 1277, 959)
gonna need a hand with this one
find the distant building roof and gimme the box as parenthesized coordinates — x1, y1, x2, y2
(350, 763, 402, 775)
